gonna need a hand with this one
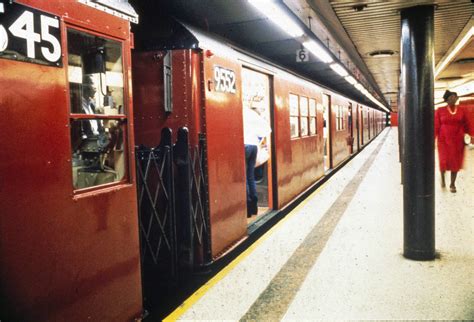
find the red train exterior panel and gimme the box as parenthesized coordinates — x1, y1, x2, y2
(0, 1, 142, 321)
(133, 50, 201, 146)
(201, 52, 248, 257)
(274, 78, 324, 208)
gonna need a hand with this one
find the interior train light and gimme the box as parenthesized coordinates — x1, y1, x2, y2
(330, 63, 349, 77)
(248, 0, 304, 38)
(302, 40, 333, 63)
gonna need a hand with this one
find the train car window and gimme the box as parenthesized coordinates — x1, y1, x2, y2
(163, 51, 173, 113)
(67, 30, 124, 115)
(67, 29, 127, 190)
(339, 106, 346, 131)
(336, 105, 345, 131)
(309, 98, 317, 135)
(300, 96, 309, 136)
(289, 94, 299, 138)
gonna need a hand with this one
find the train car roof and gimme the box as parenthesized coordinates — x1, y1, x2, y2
(79, 0, 138, 23)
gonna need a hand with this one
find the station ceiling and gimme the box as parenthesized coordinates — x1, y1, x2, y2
(327, 0, 473, 111)
(131, 0, 474, 113)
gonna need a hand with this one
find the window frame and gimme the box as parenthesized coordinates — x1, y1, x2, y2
(289, 93, 319, 139)
(335, 105, 345, 131)
(299, 96, 309, 137)
(289, 93, 300, 138)
(309, 98, 317, 135)
(66, 25, 131, 193)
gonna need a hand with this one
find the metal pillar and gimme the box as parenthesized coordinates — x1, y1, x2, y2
(400, 5, 435, 260)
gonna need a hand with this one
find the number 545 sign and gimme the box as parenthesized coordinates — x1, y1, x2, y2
(0, 1, 62, 66)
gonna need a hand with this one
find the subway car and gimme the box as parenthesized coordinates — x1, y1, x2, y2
(0, 1, 143, 321)
(0, 2, 386, 319)
(132, 22, 386, 266)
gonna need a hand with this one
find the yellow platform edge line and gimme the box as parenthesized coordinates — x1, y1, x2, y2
(163, 181, 327, 321)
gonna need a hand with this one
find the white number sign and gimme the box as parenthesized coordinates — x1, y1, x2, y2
(214, 66, 236, 94)
(0, 1, 62, 66)
(296, 49, 309, 62)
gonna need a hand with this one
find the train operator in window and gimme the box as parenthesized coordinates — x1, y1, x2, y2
(81, 75, 104, 137)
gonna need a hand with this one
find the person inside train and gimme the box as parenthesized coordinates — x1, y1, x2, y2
(81, 75, 104, 137)
(435, 90, 469, 193)
(243, 104, 272, 217)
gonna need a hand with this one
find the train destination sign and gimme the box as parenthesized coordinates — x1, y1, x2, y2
(0, 1, 62, 67)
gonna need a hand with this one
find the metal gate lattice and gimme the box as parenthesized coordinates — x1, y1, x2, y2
(136, 134, 177, 278)
(136, 127, 211, 286)
(189, 134, 212, 264)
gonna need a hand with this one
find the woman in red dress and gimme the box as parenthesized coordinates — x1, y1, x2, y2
(435, 90, 469, 193)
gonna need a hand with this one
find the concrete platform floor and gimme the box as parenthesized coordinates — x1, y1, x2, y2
(166, 127, 474, 321)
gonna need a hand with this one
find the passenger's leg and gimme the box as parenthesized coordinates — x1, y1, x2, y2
(246, 145, 258, 216)
(440, 171, 446, 188)
(245, 145, 258, 216)
(450, 171, 457, 193)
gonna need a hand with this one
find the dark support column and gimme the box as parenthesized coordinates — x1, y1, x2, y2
(400, 5, 435, 260)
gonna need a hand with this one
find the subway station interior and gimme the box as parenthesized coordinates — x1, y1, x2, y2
(0, 0, 473, 321)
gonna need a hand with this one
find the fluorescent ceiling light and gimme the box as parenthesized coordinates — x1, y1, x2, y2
(435, 25, 473, 77)
(302, 40, 333, 63)
(248, 0, 304, 38)
(357, 86, 390, 112)
(345, 75, 356, 85)
(354, 83, 364, 91)
(330, 63, 348, 77)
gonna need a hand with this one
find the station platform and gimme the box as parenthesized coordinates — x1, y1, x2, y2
(165, 127, 474, 321)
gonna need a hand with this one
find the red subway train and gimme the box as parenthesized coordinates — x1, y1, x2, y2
(0, 1, 386, 319)
(132, 23, 386, 262)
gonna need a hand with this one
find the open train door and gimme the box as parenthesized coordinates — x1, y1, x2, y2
(241, 67, 274, 223)
(322, 94, 332, 171)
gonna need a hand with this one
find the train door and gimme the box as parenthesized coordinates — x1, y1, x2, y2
(356, 104, 360, 151)
(367, 110, 372, 141)
(348, 103, 354, 154)
(241, 67, 273, 222)
(322, 94, 331, 171)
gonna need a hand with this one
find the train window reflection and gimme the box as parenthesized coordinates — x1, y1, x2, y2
(309, 98, 317, 135)
(300, 96, 309, 136)
(67, 28, 128, 190)
(67, 29, 124, 116)
(290, 94, 299, 138)
(70, 119, 125, 189)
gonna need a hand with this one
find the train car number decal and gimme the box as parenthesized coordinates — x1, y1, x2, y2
(214, 66, 236, 94)
(0, 1, 62, 67)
